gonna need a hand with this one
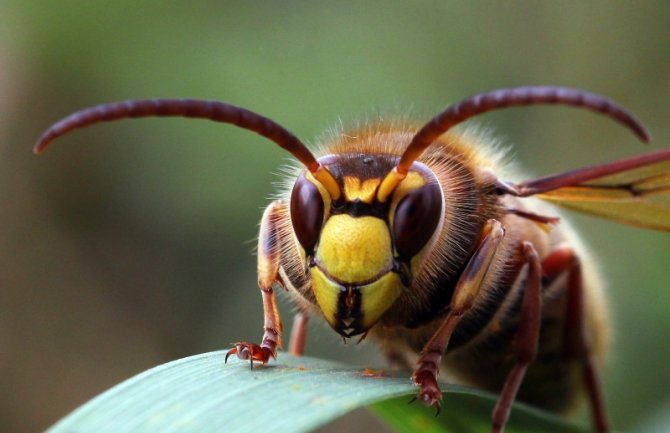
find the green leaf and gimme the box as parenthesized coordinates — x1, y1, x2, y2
(370, 393, 589, 433)
(46, 351, 590, 433)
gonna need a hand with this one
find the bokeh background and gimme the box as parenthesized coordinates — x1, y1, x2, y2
(2, 2, 670, 432)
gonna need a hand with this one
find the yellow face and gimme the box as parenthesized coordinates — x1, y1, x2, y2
(311, 214, 404, 335)
(290, 154, 443, 338)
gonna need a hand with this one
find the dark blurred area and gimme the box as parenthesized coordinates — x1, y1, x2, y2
(2, 2, 669, 432)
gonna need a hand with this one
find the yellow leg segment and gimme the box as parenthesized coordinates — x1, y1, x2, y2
(225, 201, 286, 368)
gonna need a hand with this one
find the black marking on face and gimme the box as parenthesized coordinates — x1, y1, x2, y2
(334, 285, 364, 337)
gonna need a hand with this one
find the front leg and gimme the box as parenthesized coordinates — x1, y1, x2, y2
(413, 219, 506, 409)
(225, 200, 285, 368)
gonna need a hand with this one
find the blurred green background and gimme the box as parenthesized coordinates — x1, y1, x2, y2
(2, 1, 669, 432)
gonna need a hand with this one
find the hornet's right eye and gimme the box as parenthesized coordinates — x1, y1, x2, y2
(290, 175, 325, 252)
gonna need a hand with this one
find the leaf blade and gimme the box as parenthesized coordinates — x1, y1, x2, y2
(370, 392, 589, 433)
(45, 351, 590, 433)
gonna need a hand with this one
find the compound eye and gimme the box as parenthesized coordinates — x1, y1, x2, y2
(392, 183, 442, 258)
(290, 175, 325, 252)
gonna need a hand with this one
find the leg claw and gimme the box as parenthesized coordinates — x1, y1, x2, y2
(412, 369, 443, 415)
(225, 342, 275, 369)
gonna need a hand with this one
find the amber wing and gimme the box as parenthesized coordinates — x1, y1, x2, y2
(513, 148, 670, 231)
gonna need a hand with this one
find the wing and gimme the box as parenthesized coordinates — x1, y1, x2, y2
(513, 148, 670, 231)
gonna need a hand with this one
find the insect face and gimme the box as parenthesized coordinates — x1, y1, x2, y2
(290, 154, 443, 336)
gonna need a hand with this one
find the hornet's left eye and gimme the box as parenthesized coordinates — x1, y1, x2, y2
(290, 175, 325, 253)
(392, 183, 442, 259)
